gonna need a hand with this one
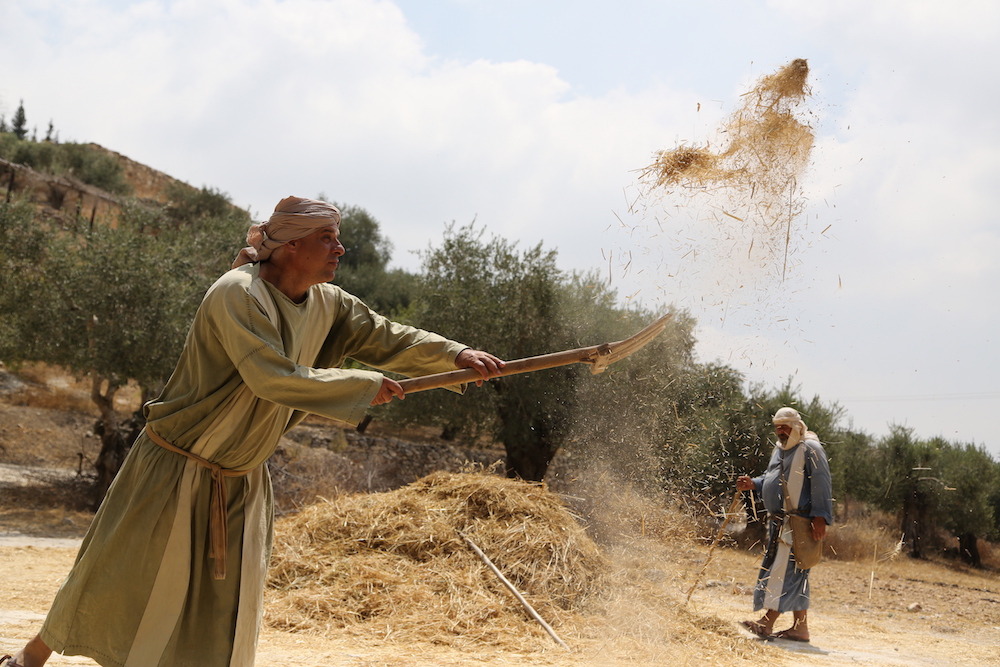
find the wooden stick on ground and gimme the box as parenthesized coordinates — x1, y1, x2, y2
(459, 531, 570, 650)
(684, 490, 744, 605)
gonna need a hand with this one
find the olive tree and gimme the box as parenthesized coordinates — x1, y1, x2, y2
(0, 193, 247, 502)
(385, 222, 573, 480)
(935, 441, 999, 567)
(328, 202, 419, 318)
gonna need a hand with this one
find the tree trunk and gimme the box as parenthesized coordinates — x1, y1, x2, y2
(91, 375, 125, 508)
(504, 444, 556, 481)
(356, 414, 373, 434)
(901, 487, 929, 559)
(500, 415, 558, 482)
(491, 376, 563, 482)
(958, 533, 982, 568)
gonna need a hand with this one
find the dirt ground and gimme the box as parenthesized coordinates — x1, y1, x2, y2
(2, 382, 999, 666)
(2, 513, 999, 666)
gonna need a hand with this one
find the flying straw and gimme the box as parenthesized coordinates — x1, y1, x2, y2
(684, 490, 743, 605)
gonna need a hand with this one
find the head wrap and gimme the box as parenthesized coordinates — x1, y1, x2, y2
(232, 196, 342, 268)
(772, 406, 810, 450)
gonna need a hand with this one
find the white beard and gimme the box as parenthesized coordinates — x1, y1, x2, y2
(778, 428, 802, 450)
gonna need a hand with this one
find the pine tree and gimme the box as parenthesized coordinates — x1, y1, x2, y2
(12, 101, 27, 140)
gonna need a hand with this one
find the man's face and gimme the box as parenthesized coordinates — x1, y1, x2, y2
(775, 423, 792, 444)
(288, 224, 345, 284)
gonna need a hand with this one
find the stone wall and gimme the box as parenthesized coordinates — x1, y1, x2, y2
(1, 157, 122, 225)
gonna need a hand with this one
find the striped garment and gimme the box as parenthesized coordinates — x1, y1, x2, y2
(749, 437, 832, 612)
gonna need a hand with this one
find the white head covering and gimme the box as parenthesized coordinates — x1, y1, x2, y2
(232, 196, 341, 268)
(772, 406, 810, 450)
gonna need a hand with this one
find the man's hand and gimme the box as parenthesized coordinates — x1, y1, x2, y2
(455, 349, 506, 386)
(811, 516, 827, 541)
(371, 376, 405, 406)
(736, 475, 755, 492)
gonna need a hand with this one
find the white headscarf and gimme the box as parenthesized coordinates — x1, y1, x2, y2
(772, 406, 810, 450)
(232, 196, 341, 268)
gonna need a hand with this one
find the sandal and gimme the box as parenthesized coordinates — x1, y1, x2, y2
(774, 628, 810, 643)
(0, 655, 25, 667)
(740, 619, 774, 639)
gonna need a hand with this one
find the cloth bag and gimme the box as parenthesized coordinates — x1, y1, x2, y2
(786, 513, 822, 569)
(781, 457, 823, 570)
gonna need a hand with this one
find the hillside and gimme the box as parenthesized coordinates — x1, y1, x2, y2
(0, 141, 242, 225)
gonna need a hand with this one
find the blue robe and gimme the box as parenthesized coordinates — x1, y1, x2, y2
(750, 438, 832, 612)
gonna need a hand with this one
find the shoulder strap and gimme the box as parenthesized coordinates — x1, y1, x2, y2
(780, 444, 808, 514)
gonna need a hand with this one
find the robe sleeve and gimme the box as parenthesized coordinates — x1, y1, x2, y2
(805, 441, 834, 525)
(314, 286, 468, 379)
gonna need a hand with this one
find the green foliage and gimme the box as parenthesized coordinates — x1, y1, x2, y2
(865, 426, 938, 514)
(0, 192, 247, 500)
(335, 202, 393, 271)
(826, 427, 878, 514)
(565, 303, 707, 493)
(164, 183, 237, 224)
(809, 422, 1000, 563)
(0, 134, 131, 195)
(385, 222, 573, 479)
(55, 143, 131, 195)
(0, 194, 248, 390)
(635, 376, 848, 500)
(325, 202, 419, 318)
(936, 441, 999, 543)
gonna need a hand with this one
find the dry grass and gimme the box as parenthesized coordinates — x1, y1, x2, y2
(824, 508, 906, 562)
(268, 442, 363, 516)
(2, 364, 998, 663)
(978, 539, 1000, 571)
(4, 383, 96, 416)
(643, 58, 812, 196)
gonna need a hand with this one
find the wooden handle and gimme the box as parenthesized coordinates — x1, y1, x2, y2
(397, 344, 601, 394)
(397, 313, 671, 394)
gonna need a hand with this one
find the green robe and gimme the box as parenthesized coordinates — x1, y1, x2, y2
(40, 264, 467, 667)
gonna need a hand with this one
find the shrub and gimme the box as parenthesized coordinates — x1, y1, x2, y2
(0, 136, 131, 195)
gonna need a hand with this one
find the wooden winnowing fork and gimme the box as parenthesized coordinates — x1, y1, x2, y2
(397, 313, 673, 394)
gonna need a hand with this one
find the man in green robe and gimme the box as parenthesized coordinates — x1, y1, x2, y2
(4, 196, 504, 667)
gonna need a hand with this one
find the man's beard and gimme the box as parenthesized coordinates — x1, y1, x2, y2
(778, 429, 801, 450)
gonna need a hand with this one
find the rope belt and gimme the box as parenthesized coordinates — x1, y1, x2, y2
(146, 427, 254, 580)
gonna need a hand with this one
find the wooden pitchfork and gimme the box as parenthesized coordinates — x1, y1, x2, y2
(397, 313, 673, 394)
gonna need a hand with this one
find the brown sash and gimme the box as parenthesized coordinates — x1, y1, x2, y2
(145, 427, 254, 580)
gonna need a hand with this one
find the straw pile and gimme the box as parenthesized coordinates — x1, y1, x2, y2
(265, 469, 609, 649)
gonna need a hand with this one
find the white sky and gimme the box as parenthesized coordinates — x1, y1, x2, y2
(2, 0, 998, 457)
